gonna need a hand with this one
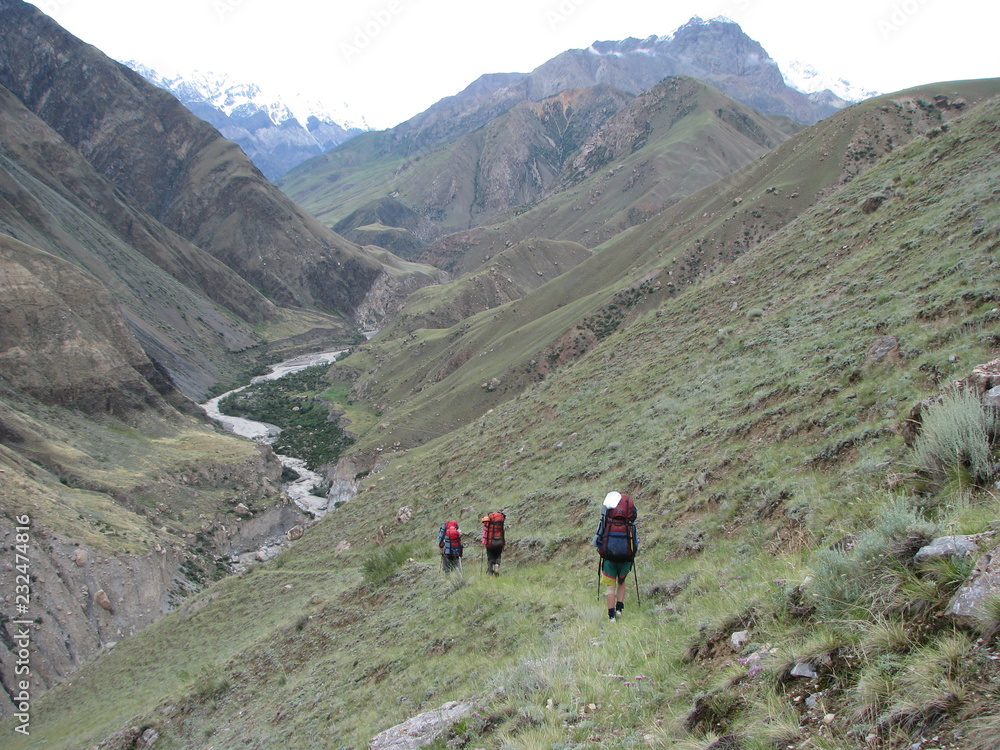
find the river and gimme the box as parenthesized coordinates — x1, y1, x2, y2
(200, 347, 348, 517)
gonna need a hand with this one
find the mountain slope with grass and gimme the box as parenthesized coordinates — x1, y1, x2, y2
(8, 86, 1000, 750)
(0, 235, 299, 713)
(337, 80, 999, 455)
(0, 0, 433, 322)
(277, 17, 832, 247)
(420, 76, 801, 266)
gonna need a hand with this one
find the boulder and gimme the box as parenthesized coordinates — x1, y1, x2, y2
(948, 551, 1000, 626)
(94, 589, 113, 612)
(914, 535, 978, 565)
(866, 335, 900, 364)
(368, 699, 472, 750)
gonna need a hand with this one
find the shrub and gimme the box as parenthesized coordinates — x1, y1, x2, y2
(362, 542, 417, 584)
(911, 388, 997, 493)
(809, 498, 937, 620)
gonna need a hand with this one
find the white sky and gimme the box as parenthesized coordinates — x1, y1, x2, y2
(26, 0, 1000, 129)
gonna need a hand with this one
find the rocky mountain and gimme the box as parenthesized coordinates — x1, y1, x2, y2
(0, 0, 435, 330)
(0, 81, 276, 397)
(277, 18, 838, 251)
(125, 62, 368, 180)
(285, 76, 800, 280)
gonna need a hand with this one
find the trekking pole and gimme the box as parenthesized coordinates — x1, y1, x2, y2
(632, 561, 641, 606)
(596, 558, 602, 600)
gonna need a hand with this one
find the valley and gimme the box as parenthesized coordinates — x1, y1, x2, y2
(0, 2, 999, 748)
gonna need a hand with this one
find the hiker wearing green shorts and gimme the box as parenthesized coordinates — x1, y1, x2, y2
(592, 491, 638, 620)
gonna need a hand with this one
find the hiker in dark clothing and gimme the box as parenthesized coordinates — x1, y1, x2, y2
(480, 511, 506, 575)
(438, 519, 463, 573)
(592, 491, 638, 620)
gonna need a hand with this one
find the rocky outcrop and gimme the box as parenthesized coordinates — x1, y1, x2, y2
(948, 548, 1000, 627)
(368, 699, 473, 750)
(0, 444, 295, 715)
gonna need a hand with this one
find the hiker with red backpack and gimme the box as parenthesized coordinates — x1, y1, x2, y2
(438, 519, 463, 573)
(480, 511, 506, 575)
(592, 491, 638, 621)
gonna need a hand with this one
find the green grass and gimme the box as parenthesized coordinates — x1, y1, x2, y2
(7, 86, 1000, 750)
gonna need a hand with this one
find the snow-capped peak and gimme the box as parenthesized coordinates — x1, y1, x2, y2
(777, 59, 881, 103)
(124, 60, 371, 132)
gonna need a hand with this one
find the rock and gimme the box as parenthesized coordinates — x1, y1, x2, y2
(948, 551, 1000, 626)
(396, 506, 413, 523)
(72, 547, 88, 567)
(866, 335, 900, 364)
(790, 661, 817, 679)
(94, 589, 113, 613)
(235, 503, 250, 515)
(368, 699, 472, 750)
(286, 525, 304, 541)
(860, 192, 888, 214)
(914, 535, 978, 564)
(985, 385, 1000, 407)
(730, 630, 750, 650)
(335, 540, 352, 553)
(139, 727, 159, 747)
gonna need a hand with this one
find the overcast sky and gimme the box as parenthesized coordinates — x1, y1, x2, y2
(26, 0, 1000, 129)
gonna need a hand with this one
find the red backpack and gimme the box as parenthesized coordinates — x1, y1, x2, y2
(595, 493, 638, 562)
(439, 520, 463, 556)
(482, 512, 506, 550)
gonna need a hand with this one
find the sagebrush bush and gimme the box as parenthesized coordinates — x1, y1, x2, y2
(912, 388, 997, 492)
(809, 498, 937, 619)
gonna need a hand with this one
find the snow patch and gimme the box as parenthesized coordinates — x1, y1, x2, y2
(124, 60, 371, 131)
(777, 58, 881, 103)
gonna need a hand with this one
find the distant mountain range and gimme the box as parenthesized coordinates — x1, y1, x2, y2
(126, 62, 370, 180)
(123, 17, 876, 183)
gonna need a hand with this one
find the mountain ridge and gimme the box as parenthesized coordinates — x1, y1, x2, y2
(125, 62, 369, 180)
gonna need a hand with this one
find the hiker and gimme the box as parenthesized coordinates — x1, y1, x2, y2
(592, 491, 638, 621)
(438, 519, 463, 573)
(480, 510, 506, 575)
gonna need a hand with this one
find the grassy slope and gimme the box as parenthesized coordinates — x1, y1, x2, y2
(9, 90, 1000, 749)
(0, 392, 275, 555)
(339, 80, 1000, 453)
(278, 78, 794, 248)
